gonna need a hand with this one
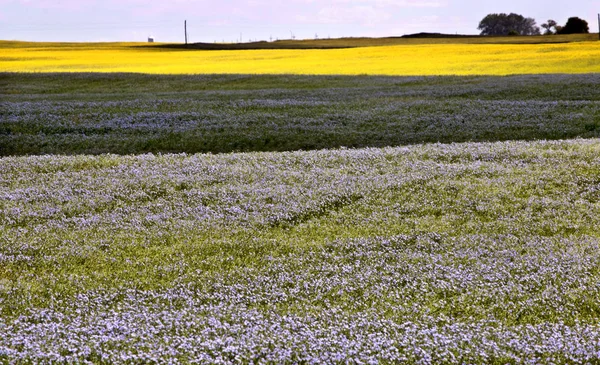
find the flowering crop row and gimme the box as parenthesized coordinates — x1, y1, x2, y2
(1, 139, 600, 363)
(2, 73, 599, 156)
(2, 40, 600, 75)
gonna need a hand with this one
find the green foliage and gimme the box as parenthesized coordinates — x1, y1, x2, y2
(558, 17, 590, 34)
(478, 13, 541, 36)
(541, 20, 558, 35)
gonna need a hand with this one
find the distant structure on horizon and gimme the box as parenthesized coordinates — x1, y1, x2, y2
(148, 36, 154, 43)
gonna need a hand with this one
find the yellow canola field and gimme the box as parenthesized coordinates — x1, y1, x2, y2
(1, 41, 600, 75)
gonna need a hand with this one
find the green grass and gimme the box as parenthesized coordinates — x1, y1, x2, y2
(1, 73, 600, 156)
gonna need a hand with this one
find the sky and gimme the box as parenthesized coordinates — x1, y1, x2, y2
(1, 0, 598, 43)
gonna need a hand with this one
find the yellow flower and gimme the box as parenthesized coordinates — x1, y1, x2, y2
(1, 40, 599, 75)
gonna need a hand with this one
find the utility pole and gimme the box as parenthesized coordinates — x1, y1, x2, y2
(184, 20, 188, 45)
(598, 14, 599, 40)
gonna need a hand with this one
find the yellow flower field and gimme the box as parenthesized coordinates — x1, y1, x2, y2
(1, 40, 600, 75)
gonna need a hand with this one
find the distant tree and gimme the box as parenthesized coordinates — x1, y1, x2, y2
(478, 13, 541, 36)
(541, 20, 558, 35)
(558, 17, 589, 34)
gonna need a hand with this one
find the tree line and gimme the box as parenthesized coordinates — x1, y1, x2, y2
(478, 14, 590, 36)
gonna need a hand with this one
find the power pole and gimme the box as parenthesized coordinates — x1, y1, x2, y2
(598, 14, 599, 40)
(184, 20, 188, 45)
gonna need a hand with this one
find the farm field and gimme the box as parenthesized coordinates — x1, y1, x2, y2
(1, 35, 600, 363)
(1, 139, 600, 363)
(2, 73, 600, 156)
(2, 37, 600, 75)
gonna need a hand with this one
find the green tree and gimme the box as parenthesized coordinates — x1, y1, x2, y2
(478, 13, 541, 36)
(558, 17, 589, 34)
(541, 20, 558, 35)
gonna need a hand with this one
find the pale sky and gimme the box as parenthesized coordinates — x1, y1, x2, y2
(1, 0, 598, 43)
